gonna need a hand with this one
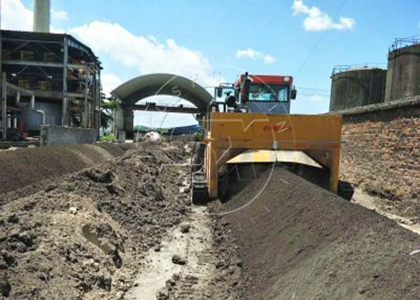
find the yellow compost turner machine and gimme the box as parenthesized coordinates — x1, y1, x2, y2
(191, 73, 342, 202)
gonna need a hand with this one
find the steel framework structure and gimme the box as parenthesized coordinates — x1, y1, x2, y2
(0, 30, 102, 141)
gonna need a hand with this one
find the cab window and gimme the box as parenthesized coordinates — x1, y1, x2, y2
(249, 84, 289, 102)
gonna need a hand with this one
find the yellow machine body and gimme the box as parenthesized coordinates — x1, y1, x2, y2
(202, 112, 342, 199)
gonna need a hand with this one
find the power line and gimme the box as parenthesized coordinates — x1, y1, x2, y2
(296, 86, 330, 93)
(298, 93, 330, 98)
(295, 0, 350, 76)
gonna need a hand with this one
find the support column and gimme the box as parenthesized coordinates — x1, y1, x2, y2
(96, 66, 101, 137)
(91, 64, 97, 130)
(123, 107, 134, 136)
(114, 103, 120, 135)
(61, 37, 68, 126)
(329, 149, 340, 194)
(115, 102, 124, 135)
(0, 30, 3, 76)
(1, 73, 7, 141)
(83, 75, 88, 128)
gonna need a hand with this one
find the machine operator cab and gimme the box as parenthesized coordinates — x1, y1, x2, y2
(213, 73, 297, 115)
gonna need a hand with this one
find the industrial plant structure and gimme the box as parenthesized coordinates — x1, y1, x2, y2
(385, 36, 420, 102)
(330, 65, 387, 111)
(330, 35, 420, 112)
(33, 0, 51, 33)
(0, 0, 102, 142)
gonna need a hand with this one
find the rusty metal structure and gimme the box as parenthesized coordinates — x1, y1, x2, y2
(330, 65, 387, 111)
(0, 30, 102, 141)
(385, 36, 420, 101)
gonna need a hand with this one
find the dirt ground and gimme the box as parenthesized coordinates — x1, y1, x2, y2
(0, 142, 242, 300)
(2, 141, 420, 299)
(351, 188, 420, 235)
(126, 205, 243, 300)
(340, 163, 420, 223)
(215, 166, 420, 300)
(0, 142, 192, 299)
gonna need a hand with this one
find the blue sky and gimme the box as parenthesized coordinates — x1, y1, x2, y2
(2, 0, 420, 127)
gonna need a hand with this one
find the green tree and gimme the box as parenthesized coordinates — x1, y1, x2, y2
(101, 96, 118, 131)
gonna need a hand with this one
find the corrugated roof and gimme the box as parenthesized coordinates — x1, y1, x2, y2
(0, 29, 97, 60)
(112, 73, 213, 112)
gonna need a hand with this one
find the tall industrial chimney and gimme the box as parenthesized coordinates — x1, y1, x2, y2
(33, 0, 50, 33)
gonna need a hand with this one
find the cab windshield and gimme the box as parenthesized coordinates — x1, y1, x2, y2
(248, 84, 289, 102)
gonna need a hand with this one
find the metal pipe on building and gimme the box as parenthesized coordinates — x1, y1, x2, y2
(36, 110, 46, 125)
(1, 73, 7, 141)
(93, 65, 100, 136)
(4, 82, 38, 135)
(62, 37, 69, 126)
(84, 76, 89, 128)
(92, 64, 97, 130)
(33, 0, 51, 33)
(30, 95, 35, 109)
(97, 67, 102, 137)
(0, 31, 3, 76)
(16, 92, 21, 106)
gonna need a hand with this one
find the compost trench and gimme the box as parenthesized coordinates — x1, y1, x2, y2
(1, 142, 420, 299)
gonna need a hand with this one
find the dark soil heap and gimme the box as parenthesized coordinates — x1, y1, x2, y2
(219, 167, 420, 300)
(0, 143, 133, 197)
(0, 142, 190, 300)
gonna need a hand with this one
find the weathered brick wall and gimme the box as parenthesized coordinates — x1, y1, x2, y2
(339, 97, 420, 206)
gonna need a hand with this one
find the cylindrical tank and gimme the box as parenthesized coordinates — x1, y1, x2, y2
(385, 41, 420, 101)
(329, 68, 387, 111)
(33, 0, 51, 33)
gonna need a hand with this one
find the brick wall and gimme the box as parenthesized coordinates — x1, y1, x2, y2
(339, 96, 420, 207)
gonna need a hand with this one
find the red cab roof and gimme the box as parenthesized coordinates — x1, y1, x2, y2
(235, 74, 294, 86)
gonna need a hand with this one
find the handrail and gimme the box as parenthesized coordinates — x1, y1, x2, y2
(389, 35, 420, 53)
(332, 64, 386, 75)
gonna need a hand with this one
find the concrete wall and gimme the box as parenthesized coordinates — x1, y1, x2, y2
(337, 96, 420, 206)
(117, 129, 126, 143)
(40, 125, 97, 145)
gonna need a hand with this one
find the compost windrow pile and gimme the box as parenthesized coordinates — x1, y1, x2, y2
(216, 167, 420, 300)
(0, 143, 135, 199)
(0, 142, 191, 300)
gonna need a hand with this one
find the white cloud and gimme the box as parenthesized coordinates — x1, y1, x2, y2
(309, 94, 326, 102)
(0, 0, 64, 32)
(69, 21, 219, 88)
(52, 9, 69, 20)
(292, 0, 354, 32)
(235, 48, 276, 64)
(1, 0, 33, 31)
(101, 74, 124, 97)
(0, 0, 221, 105)
(263, 54, 276, 64)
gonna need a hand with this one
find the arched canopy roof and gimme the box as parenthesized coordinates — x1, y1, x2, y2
(111, 73, 213, 113)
